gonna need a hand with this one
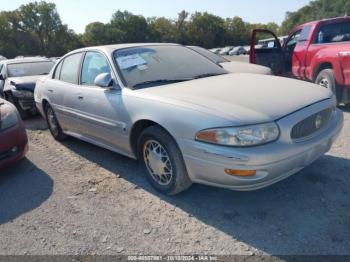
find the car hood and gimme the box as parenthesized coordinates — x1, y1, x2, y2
(136, 73, 333, 124)
(220, 61, 272, 75)
(7, 75, 42, 91)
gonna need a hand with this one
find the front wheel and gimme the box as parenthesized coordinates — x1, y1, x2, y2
(45, 103, 66, 141)
(138, 126, 192, 195)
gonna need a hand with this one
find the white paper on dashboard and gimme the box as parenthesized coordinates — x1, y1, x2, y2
(117, 54, 147, 70)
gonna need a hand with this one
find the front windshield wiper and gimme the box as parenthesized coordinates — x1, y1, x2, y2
(192, 73, 226, 80)
(132, 79, 190, 88)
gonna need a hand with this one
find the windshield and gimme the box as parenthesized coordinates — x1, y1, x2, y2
(7, 61, 54, 77)
(188, 46, 229, 64)
(113, 45, 227, 88)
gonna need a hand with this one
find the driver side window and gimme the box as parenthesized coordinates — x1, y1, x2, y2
(81, 52, 111, 86)
(286, 31, 301, 47)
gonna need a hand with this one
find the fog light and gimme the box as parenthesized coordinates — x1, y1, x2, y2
(225, 169, 256, 177)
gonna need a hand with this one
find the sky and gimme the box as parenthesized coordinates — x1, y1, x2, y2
(0, 0, 311, 33)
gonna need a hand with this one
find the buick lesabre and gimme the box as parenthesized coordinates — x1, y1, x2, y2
(34, 44, 343, 195)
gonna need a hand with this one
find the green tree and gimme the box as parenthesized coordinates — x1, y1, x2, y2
(187, 12, 225, 48)
(148, 17, 177, 42)
(225, 16, 250, 45)
(110, 10, 149, 43)
(83, 22, 110, 46)
(280, 0, 350, 34)
(175, 10, 190, 44)
(0, 1, 81, 57)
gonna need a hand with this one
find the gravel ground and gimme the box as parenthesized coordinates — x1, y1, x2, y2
(0, 67, 349, 255)
(0, 108, 349, 256)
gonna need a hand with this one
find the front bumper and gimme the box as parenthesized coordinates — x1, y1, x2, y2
(178, 102, 344, 191)
(12, 91, 36, 111)
(0, 123, 28, 169)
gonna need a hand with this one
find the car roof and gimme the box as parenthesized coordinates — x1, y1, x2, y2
(69, 43, 181, 55)
(299, 16, 350, 27)
(1, 57, 52, 65)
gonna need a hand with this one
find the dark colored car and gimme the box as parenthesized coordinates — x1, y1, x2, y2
(0, 57, 54, 118)
(0, 98, 28, 169)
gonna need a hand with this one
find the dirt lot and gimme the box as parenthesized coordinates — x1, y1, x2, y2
(0, 72, 350, 255)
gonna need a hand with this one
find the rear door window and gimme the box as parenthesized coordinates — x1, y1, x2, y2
(316, 21, 350, 43)
(60, 53, 83, 84)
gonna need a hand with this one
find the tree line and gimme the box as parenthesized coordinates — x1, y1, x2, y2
(0, 0, 348, 58)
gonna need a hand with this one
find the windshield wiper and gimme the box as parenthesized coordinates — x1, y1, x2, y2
(132, 79, 190, 88)
(192, 73, 226, 79)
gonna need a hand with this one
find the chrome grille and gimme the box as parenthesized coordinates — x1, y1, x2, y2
(291, 108, 334, 140)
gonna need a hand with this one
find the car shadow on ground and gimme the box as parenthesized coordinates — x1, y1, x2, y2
(62, 136, 350, 255)
(0, 159, 53, 225)
(23, 115, 48, 130)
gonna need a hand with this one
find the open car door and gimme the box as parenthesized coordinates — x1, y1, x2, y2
(250, 29, 282, 74)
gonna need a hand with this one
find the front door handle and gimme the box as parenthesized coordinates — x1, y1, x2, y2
(77, 95, 84, 100)
(48, 89, 53, 93)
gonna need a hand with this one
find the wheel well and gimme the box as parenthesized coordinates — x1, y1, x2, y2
(42, 99, 49, 114)
(129, 120, 163, 158)
(313, 62, 333, 81)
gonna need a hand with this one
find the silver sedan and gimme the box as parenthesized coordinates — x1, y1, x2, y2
(34, 44, 343, 195)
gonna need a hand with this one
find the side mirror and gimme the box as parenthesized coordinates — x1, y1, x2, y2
(0, 74, 4, 81)
(94, 73, 113, 88)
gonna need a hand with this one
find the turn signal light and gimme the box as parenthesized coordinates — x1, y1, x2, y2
(224, 169, 256, 177)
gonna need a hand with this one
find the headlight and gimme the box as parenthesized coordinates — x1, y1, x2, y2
(11, 90, 34, 99)
(195, 122, 280, 147)
(0, 103, 19, 131)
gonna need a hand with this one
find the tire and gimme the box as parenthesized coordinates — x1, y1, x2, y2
(5, 92, 29, 119)
(137, 125, 192, 195)
(44, 103, 66, 141)
(315, 69, 337, 98)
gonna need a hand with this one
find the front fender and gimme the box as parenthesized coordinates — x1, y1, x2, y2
(310, 52, 344, 86)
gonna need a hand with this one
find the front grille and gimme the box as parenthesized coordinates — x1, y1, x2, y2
(291, 108, 334, 140)
(19, 98, 35, 108)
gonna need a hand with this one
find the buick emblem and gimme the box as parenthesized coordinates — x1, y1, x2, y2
(315, 114, 323, 129)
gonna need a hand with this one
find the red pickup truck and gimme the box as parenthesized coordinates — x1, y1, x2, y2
(250, 16, 350, 106)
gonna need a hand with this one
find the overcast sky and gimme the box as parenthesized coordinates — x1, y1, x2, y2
(0, 0, 311, 33)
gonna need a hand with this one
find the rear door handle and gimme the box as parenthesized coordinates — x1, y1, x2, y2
(48, 89, 53, 93)
(77, 95, 84, 100)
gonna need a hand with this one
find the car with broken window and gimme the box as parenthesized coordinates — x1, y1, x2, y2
(34, 43, 343, 195)
(0, 57, 55, 118)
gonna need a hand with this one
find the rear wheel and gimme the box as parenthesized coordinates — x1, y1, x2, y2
(45, 103, 66, 141)
(138, 126, 192, 195)
(315, 69, 338, 100)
